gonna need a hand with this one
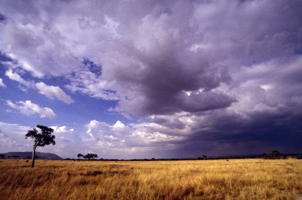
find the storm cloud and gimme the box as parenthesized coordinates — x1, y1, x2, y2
(0, 0, 302, 158)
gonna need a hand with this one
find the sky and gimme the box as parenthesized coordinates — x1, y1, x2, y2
(0, 0, 302, 159)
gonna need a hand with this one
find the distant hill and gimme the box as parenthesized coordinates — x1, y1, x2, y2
(0, 152, 62, 160)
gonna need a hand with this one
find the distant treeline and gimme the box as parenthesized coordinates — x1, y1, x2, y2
(63, 153, 302, 161)
(2, 152, 302, 161)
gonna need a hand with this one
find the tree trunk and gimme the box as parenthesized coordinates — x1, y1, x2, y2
(32, 145, 37, 168)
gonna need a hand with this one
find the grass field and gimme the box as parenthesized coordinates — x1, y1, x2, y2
(0, 159, 301, 200)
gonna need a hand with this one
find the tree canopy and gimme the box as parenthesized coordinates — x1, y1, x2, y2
(25, 125, 55, 147)
(25, 125, 55, 167)
(83, 153, 98, 160)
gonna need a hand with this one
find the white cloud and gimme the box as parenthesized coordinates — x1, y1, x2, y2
(0, 10, 82, 77)
(0, 122, 31, 150)
(51, 126, 73, 133)
(66, 69, 119, 100)
(4, 68, 74, 104)
(36, 82, 74, 104)
(6, 100, 56, 119)
(86, 119, 185, 150)
(83, 117, 197, 158)
(5, 69, 32, 87)
(226, 56, 302, 113)
(0, 129, 17, 148)
(0, 78, 6, 87)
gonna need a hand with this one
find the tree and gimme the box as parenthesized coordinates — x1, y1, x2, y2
(25, 125, 55, 168)
(12, 155, 19, 159)
(295, 154, 302, 159)
(77, 153, 83, 159)
(83, 153, 98, 160)
(0, 154, 4, 159)
(272, 150, 280, 159)
(262, 151, 280, 159)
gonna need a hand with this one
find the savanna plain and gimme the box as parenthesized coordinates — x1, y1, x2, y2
(0, 159, 302, 200)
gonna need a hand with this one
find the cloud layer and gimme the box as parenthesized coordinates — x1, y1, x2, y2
(0, 0, 302, 158)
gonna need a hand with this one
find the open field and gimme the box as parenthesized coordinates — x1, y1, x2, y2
(0, 159, 301, 200)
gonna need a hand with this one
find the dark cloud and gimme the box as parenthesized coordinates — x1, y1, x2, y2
(0, 13, 6, 22)
(0, 0, 302, 158)
(151, 117, 186, 130)
(97, 0, 302, 119)
(170, 102, 302, 157)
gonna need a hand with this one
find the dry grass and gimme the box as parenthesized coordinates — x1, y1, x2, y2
(0, 159, 301, 200)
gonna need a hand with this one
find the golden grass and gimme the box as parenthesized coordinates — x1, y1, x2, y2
(0, 159, 301, 200)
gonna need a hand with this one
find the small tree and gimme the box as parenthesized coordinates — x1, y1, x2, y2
(0, 154, 4, 159)
(77, 153, 83, 160)
(12, 155, 20, 159)
(25, 125, 55, 168)
(83, 153, 98, 160)
(272, 150, 280, 159)
(295, 154, 302, 159)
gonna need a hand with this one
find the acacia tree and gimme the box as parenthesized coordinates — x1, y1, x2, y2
(77, 153, 83, 159)
(83, 153, 98, 160)
(12, 155, 20, 159)
(25, 125, 55, 168)
(272, 150, 280, 159)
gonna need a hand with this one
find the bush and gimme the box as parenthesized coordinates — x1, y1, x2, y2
(295, 154, 302, 159)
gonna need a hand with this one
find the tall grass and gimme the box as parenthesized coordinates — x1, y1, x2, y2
(0, 159, 301, 199)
